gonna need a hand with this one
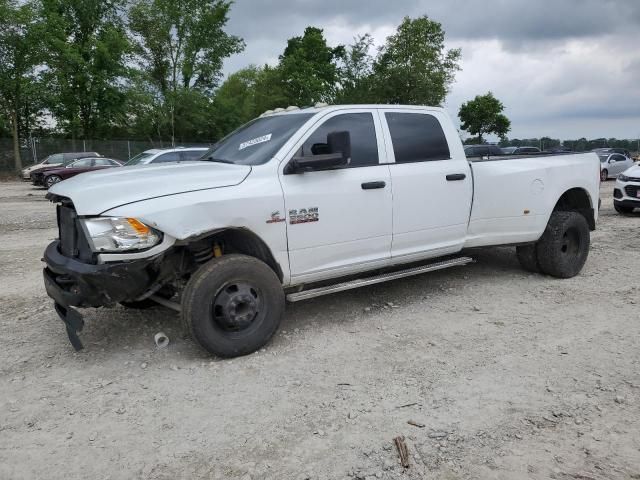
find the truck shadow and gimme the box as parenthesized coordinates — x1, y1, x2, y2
(279, 246, 526, 333)
(63, 246, 529, 361)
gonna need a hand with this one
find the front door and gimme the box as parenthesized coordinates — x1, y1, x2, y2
(279, 110, 392, 282)
(610, 154, 632, 175)
(380, 109, 473, 260)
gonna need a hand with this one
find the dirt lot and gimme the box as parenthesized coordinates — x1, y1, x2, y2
(0, 180, 639, 480)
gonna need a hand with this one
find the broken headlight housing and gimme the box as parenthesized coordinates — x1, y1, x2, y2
(81, 217, 161, 252)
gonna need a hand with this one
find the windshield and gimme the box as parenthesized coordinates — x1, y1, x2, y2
(201, 113, 315, 165)
(598, 155, 609, 162)
(126, 152, 156, 166)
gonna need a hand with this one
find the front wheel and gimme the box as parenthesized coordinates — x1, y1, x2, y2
(181, 254, 284, 358)
(536, 211, 590, 278)
(600, 169, 608, 181)
(614, 204, 634, 214)
(45, 175, 62, 188)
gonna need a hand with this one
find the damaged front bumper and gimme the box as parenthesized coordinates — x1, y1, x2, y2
(43, 240, 160, 350)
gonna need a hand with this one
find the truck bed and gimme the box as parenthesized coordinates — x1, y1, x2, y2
(463, 152, 600, 248)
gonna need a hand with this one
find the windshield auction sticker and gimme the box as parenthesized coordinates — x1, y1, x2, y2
(239, 134, 272, 150)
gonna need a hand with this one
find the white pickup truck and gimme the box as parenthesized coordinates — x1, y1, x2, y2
(43, 104, 600, 357)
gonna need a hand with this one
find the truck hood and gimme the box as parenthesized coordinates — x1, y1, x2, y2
(48, 161, 252, 215)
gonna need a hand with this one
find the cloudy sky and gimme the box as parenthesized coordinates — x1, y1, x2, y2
(221, 0, 640, 141)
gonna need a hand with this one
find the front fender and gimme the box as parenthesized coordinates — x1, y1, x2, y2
(102, 176, 291, 284)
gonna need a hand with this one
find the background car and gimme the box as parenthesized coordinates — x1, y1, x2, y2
(598, 152, 634, 181)
(592, 147, 632, 158)
(34, 157, 123, 188)
(21, 151, 101, 180)
(464, 144, 503, 157)
(613, 165, 640, 214)
(508, 146, 542, 155)
(125, 147, 209, 166)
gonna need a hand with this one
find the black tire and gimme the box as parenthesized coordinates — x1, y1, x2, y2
(120, 285, 175, 309)
(536, 211, 590, 278)
(181, 254, 284, 358)
(516, 244, 540, 273)
(600, 169, 608, 181)
(614, 204, 634, 214)
(45, 175, 62, 188)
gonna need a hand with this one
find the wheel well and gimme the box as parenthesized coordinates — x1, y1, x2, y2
(188, 228, 284, 282)
(553, 188, 595, 230)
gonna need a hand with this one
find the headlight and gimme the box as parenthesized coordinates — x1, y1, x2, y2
(618, 174, 629, 182)
(81, 217, 161, 252)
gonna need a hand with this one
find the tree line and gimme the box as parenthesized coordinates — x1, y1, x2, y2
(0, 0, 461, 170)
(457, 92, 638, 152)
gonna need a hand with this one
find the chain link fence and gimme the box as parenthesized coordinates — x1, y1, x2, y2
(0, 137, 213, 172)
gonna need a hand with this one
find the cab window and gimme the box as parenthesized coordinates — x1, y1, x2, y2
(300, 113, 379, 167)
(385, 112, 450, 163)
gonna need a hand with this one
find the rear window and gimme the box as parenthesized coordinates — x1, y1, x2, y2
(385, 112, 450, 163)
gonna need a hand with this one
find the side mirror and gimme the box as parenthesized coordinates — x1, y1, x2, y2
(285, 131, 351, 174)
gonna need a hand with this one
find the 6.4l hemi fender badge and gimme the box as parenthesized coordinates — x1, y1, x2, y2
(289, 207, 319, 224)
(266, 211, 286, 223)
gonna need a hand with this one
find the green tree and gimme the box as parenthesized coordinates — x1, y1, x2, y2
(129, 0, 244, 143)
(212, 66, 261, 136)
(0, 0, 44, 171)
(371, 16, 461, 105)
(277, 26, 345, 106)
(42, 0, 130, 141)
(251, 65, 288, 114)
(336, 34, 375, 104)
(458, 92, 511, 143)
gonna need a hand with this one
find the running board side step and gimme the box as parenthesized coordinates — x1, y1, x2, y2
(286, 256, 474, 302)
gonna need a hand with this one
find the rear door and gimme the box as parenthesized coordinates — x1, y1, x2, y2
(380, 109, 472, 260)
(279, 109, 392, 281)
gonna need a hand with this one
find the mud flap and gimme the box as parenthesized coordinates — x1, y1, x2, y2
(54, 303, 85, 351)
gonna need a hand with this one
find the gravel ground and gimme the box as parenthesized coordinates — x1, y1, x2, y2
(1, 180, 639, 480)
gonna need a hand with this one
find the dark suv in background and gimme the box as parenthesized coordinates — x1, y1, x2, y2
(464, 144, 504, 157)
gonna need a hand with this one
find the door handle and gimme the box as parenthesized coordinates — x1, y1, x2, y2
(446, 173, 466, 181)
(361, 181, 386, 190)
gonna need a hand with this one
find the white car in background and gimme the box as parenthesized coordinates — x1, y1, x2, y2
(614, 164, 640, 214)
(599, 152, 634, 181)
(125, 147, 209, 166)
